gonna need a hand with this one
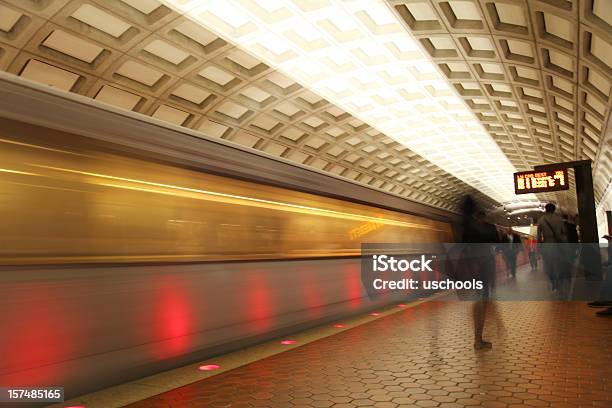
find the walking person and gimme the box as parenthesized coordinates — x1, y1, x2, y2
(588, 235, 612, 316)
(501, 227, 522, 278)
(562, 214, 580, 278)
(457, 196, 501, 350)
(526, 235, 538, 271)
(537, 203, 567, 292)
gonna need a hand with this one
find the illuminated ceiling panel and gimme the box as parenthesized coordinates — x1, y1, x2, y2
(160, 0, 524, 204)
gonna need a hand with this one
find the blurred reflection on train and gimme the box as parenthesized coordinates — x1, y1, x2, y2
(0, 130, 452, 399)
(0, 137, 450, 263)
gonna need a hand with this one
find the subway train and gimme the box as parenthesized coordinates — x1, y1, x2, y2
(0, 132, 451, 263)
(0, 76, 457, 399)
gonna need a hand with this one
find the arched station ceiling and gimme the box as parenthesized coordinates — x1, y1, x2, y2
(389, 0, 611, 214)
(0, 0, 609, 216)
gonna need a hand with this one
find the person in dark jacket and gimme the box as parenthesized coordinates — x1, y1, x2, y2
(460, 196, 502, 350)
(501, 227, 523, 278)
(562, 214, 580, 280)
(537, 203, 567, 292)
(588, 235, 612, 316)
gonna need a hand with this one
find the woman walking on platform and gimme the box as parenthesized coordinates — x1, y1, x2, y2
(459, 196, 501, 350)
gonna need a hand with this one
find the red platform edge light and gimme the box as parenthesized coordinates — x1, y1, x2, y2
(333, 324, 345, 328)
(280, 340, 297, 345)
(397, 304, 406, 307)
(198, 364, 220, 371)
(370, 312, 380, 316)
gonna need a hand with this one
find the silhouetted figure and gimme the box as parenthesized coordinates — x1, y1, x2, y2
(537, 203, 567, 292)
(589, 235, 612, 316)
(562, 214, 580, 284)
(526, 235, 538, 271)
(563, 215, 579, 244)
(501, 227, 522, 278)
(460, 196, 501, 350)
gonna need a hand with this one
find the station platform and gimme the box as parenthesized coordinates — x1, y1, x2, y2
(62, 265, 611, 408)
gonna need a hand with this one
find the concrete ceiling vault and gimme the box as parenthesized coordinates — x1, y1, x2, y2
(0, 0, 610, 218)
(389, 0, 612, 214)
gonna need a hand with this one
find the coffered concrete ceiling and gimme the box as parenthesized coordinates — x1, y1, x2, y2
(0, 0, 609, 216)
(389, 0, 612, 214)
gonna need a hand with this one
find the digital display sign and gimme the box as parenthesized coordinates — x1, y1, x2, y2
(514, 168, 569, 194)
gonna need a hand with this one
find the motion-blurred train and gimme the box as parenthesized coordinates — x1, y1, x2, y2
(0, 75, 456, 399)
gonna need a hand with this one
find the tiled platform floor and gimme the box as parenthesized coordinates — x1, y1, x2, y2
(126, 296, 611, 408)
